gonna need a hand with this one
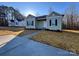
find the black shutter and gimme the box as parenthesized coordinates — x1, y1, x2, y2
(27, 21, 28, 26)
(55, 19, 57, 26)
(32, 21, 34, 26)
(49, 20, 51, 26)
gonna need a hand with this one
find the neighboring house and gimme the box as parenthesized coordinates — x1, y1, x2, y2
(7, 7, 25, 27)
(16, 19, 26, 27)
(0, 5, 25, 27)
(25, 11, 63, 31)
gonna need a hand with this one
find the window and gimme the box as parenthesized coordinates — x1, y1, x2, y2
(27, 21, 34, 26)
(49, 20, 51, 26)
(32, 21, 34, 26)
(55, 19, 57, 26)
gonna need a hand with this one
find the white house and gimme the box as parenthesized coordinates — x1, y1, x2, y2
(25, 14, 36, 29)
(46, 12, 63, 30)
(25, 11, 63, 31)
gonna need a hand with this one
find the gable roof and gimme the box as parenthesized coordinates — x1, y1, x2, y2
(36, 15, 47, 18)
(36, 15, 47, 21)
(25, 11, 64, 21)
(27, 14, 35, 17)
(48, 11, 63, 16)
(26, 14, 35, 19)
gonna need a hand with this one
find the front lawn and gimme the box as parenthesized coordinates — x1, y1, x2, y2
(0, 27, 24, 36)
(0, 27, 40, 36)
(32, 30, 79, 54)
(18, 29, 40, 37)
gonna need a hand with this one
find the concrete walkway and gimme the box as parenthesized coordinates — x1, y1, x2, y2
(0, 35, 16, 48)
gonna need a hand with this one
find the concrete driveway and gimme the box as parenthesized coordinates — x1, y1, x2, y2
(0, 34, 76, 56)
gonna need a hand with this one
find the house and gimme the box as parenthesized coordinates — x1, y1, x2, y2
(0, 5, 25, 27)
(25, 11, 63, 31)
(7, 7, 25, 27)
(46, 12, 63, 30)
(25, 14, 36, 29)
(0, 5, 63, 31)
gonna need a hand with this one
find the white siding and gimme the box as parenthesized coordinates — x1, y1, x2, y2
(46, 16, 62, 30)
(8, 20, 17, 26)
(44, 21, 47, 29)
(18, 20, 26, 26)
(25, 16, 36, 29)
(8, 18, 25, 27)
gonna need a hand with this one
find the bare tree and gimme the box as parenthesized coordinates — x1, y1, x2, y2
(63, 4, 79, 29)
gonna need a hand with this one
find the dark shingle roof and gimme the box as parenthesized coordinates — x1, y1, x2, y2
(36, 15, 47, 21)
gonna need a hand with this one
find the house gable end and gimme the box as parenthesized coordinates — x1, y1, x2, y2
(48, 11, 63, 17)
(26, 14, 35, 20)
